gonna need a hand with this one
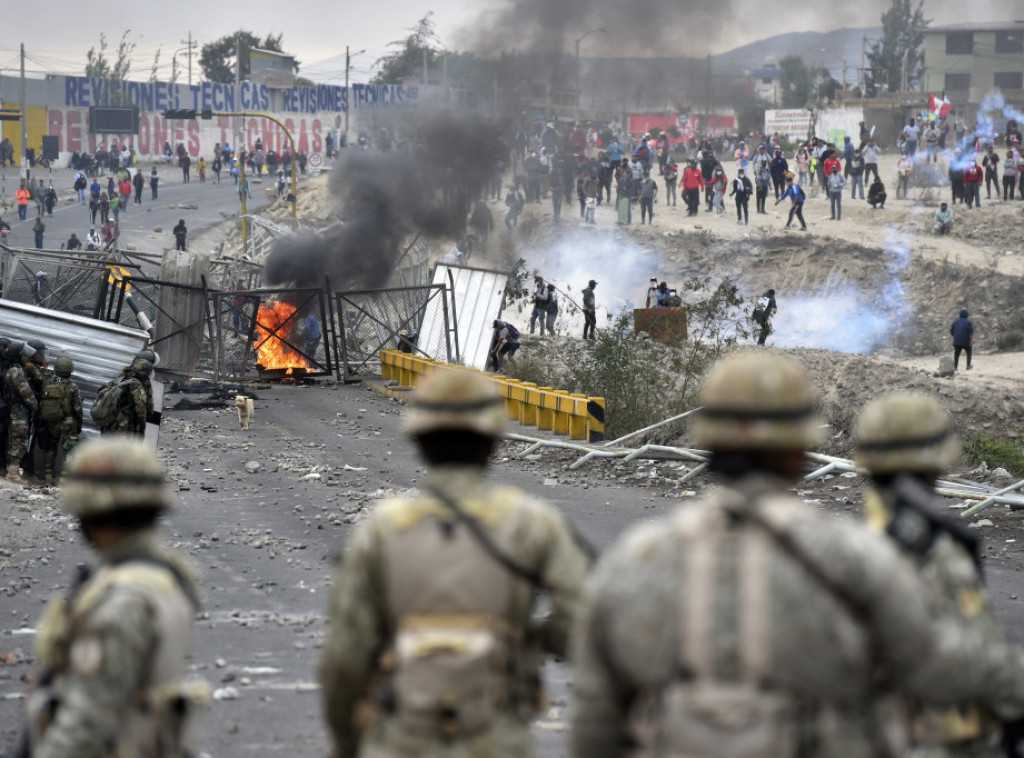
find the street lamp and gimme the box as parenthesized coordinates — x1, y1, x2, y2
(345, 46, 366, 149)
(575, 28, 606, 122)
(820, 47, 848, 91)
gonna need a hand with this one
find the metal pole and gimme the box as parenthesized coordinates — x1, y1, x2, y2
(20, 43, 27, 184)
(960, 478, 1024, 519)
(575, 38, 581, 123)
(599, 407, 703, 448)
(344, 46, 350, 148)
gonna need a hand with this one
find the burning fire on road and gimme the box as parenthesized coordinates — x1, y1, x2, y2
(254, 301, 311, 375)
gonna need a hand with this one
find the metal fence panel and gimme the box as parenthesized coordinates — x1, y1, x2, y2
(422, 264, 508, 370)
(334, 285, 451, 379)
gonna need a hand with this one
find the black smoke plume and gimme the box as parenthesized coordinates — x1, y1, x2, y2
(262, 112, 506, 291)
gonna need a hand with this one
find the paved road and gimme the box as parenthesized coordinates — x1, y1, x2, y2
(0, 164, 279, 253)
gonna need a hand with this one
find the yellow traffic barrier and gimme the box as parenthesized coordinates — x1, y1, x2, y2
(569, 394, 588, 440)
(587, 397, 606, 442)
(536, 387, 554, 431)
(521, 383, 539, 426)
(553, 390, 570, 435)
(378, 350, 607, 443)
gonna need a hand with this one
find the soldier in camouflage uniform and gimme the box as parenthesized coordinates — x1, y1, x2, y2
(39, 356, 83, 485)
(0, 336, 12, 472)
(571, 352, 1024, 758)
(21, 436, 203, 758)
(105, 359, 151, 436)
(319, 368, 589, 758)
(4, 339, 44, 483)
(854, 392, 1024, 757)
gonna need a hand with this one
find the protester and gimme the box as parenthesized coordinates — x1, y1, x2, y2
(867, 176, 887, 209)
(933, 202, 954, 235)
(964, 160, 983, 209)
(172, 219, 188, 251)
(729, 167, 752, 225)
(950, 308, 974, 371)
(775, 173, 807, 231)
(582, 279, 597, 340)
(828, 164, 846, 220)
(896, 151, 913, 199)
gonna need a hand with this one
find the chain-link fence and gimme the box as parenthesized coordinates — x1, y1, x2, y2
(335, 284, 453, 380)
(210, 287, 335, 381)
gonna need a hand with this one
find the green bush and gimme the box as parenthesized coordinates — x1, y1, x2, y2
(961, 431, 1024, 476)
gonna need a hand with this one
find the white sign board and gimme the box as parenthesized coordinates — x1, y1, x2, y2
(764, 109, 813, 139)
(817, 108, 866, 147)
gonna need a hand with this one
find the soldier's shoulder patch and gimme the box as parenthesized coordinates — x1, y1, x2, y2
(69, 633, 104, 675)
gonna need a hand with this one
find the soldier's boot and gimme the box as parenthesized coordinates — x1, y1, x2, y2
(6, 465, 27, 484)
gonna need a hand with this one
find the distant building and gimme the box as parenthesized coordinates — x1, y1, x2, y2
(923, 21, 1024, 104)
(753, 58, 780, 104)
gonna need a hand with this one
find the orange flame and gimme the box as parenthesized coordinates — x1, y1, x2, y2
(254, 301, 311, 371)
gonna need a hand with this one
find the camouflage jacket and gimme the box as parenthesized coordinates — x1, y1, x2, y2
(865, 487, 1024, 752)
(30, 529, 200, 758)
(113, 375, 148, 434)
(571, 475, 1024, 758)
(4, 362, 39, 414)
(57, 377, 83, 435)
(319, 465, 589, 758)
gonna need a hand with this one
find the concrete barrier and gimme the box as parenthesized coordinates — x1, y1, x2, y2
(379, 349, 605, 442)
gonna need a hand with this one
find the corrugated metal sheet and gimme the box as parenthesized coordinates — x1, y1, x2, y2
(421, 264, 508, 370)
(0, 300, 150, 435)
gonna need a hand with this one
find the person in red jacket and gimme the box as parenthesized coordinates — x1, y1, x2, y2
(681, 159, 705, 217)
(823, 154, 843, 177)
(963, 160, 984, 209)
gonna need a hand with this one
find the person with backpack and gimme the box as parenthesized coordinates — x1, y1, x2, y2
(93, 359, 152, 437)
(775, 173, 807, 231)
(545, 283, 559, 333)
(5, 340, 45, 484)
(489, 320, 521, 373)
(38, 356, 82, 485)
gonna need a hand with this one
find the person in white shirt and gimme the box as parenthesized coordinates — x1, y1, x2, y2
(86, 225, 102, 251)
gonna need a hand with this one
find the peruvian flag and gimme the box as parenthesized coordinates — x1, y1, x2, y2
(929, 93, 953, 118)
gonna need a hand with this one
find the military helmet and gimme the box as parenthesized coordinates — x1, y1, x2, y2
(131, 358, 154, 377)
(23, 338, 46, 364)
(854, 392, 960, 475)
(0, 337, 9, 358)
(5, 340, 23, 363)
(62, 436, 173, 518)
(406, 368, 506, 439)
(693, 352, 822, 451)
(135, 348, 160, 367)
(54, 355, 74, 377)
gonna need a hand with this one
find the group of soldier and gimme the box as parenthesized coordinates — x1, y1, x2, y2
(14, 350, 1024, 758)
(0, 340, 156, 486)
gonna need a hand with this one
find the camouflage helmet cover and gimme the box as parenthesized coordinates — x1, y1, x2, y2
(854, 391, 960, 475)
(693, 351, 822, 451)
(54, 355, 74, 377)
(62, 436, 173, 518)
(131, 358, 154, 377)
(406, 368, 506, 439)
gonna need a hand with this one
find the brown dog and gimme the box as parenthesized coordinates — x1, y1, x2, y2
(236, 395, 254, 430)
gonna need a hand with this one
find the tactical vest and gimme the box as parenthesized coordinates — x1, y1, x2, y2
(375, 490, 535, 738)
(30, 561, 203, 758)
(635, 490, 882, 758)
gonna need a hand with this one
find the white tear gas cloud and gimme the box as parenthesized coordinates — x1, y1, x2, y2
(262, 113, 506, 290)
(772, 230, 913, 354)
(505, 228, 662, 331)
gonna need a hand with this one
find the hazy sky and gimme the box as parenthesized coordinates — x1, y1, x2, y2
(3, 0, 1018, 84)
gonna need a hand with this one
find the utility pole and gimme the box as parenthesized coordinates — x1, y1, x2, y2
(20, 43, 27, 184)
(181, 31, 197, 87)
(235, 36, 243, 150)
(345, 47, 365, 149)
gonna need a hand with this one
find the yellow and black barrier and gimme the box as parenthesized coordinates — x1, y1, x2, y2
(379, 349, 605, 442)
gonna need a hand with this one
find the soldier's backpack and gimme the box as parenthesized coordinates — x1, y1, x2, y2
(39, 377, 71, 425)
(90, 378, 130, 429)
